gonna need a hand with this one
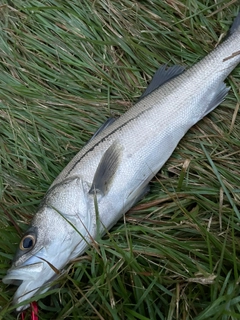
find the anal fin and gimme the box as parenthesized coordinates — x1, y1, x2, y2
(202, 82, 230, 118)
(127, 184, 150, 207)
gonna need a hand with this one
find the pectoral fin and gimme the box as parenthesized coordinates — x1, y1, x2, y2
(89, 142, 122, 195)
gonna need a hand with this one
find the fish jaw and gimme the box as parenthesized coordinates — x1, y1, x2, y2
(3, 176, 95, 311)
(3, 244, 65, 312)
(3, 231, 88, 312)
(3, 234, 82, 312)
(3, 261, 47, 312)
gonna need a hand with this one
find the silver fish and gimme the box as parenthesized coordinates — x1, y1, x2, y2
(3, 12, 240, 311)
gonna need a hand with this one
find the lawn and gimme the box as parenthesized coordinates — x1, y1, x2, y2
(0, 0, 240, 319)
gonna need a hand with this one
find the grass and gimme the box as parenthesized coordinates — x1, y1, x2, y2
(0, 0, 240, 319)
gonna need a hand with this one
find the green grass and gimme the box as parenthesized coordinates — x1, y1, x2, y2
(0, 0, 240, 319)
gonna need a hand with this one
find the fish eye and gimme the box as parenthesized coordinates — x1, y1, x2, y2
(19, 234, 36, 251)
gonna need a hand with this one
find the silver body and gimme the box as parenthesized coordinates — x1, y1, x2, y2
(3, 15, 240, 311)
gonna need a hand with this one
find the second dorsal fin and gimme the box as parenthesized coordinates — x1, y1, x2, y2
(140, 65, 185, 99)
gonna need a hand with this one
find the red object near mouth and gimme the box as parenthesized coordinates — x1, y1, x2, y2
(21, 302, 38, 320)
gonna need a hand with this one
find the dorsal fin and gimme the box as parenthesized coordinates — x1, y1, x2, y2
(140, 65, 185, 100)
(228, 12, 240, 37)
(89, 118, 115, 143)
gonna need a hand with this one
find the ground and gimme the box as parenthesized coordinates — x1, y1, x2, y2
(0, 1, 240, 319)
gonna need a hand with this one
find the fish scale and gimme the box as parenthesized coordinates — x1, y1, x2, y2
(3, 12, 240, 312)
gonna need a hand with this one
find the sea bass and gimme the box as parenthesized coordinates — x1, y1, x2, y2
(3, 12, 240, 311)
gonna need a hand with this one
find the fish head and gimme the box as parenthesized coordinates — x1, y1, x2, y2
(3, 176, 93, 311)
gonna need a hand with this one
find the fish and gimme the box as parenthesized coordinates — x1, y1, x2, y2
(3, 12, 240, 312)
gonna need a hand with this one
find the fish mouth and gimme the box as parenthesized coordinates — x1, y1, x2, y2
(3, 262, 57, 312)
